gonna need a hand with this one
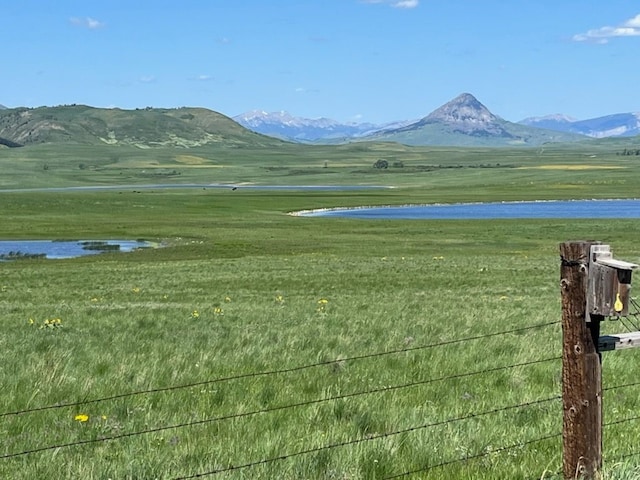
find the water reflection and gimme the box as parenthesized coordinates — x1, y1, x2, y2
(0, 240, 153, 260)
(295, 199, 640, 219)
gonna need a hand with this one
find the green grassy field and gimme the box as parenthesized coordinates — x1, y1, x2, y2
(2, 141, 640, 479)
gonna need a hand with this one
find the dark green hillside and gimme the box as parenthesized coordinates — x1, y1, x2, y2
(0, 105, 285, 148)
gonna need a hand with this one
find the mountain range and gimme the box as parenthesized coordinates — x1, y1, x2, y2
(1, 94, 638, 148)
(355, 93, 585, 146)
(234, 94, 587, 146)
(232, 110, 414, 142)
(236, 95, 640, 145)
(519, 113, 640, 138)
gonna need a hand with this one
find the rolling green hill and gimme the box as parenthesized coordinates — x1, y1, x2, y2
(0, 105, 285, 148)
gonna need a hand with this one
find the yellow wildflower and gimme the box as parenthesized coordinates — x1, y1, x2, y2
(224, 296, 231, 302)
(316, 298, 329, 314)
(132, 287, 140, 293)
(29, 318, 34, 325)
(191, 310, 200, 319)
(74, 414, 89, 422)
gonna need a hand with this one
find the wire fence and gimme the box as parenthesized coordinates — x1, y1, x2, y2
(0, 320, 560, 419)
(609, 297, 640, 333)
(171, 396, 562, 479)
(381, 432, 563, 480)
(5, 316, 638, 478)
(1, 355, 560, 461)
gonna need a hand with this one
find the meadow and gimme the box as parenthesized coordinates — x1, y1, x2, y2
(2, 140, 640, 479)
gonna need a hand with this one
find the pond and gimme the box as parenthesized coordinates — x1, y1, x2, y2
(294, 199, 640, 219)
(0, 240, 153, 260)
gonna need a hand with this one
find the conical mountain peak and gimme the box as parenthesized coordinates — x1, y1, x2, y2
(423, 93, 499, 124)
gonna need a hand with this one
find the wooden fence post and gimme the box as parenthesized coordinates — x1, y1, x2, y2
(560, 241, 602, 479)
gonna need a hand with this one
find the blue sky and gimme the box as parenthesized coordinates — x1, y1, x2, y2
(2, 1, 640, 124)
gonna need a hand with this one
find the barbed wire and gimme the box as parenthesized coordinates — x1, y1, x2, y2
(621, 298, 640, 331)
(604, 380, 640, 392)
(1, 357, 559, 461)
(605, 450, 640, 463)
(630, 297, 640, 316)
(171, 396, 561, 479)
(587, 381, 640, 473)
(382, 432, 562, 479)
(604, 414, 640, 428)
(0, 320, 559, 418)
(618, 315, 640, 333)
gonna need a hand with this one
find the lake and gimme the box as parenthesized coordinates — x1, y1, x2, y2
(294, 199, 640, 219)
(0, 240, 153, 260)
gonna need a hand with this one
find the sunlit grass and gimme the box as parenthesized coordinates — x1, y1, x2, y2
(2, 142, 640, 478)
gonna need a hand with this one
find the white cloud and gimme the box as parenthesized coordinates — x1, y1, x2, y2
(392, 0, 419, 8)
(360, 0, 419, 8)
(139, 75, 156, 84)
(294, 87, 320, 94)
(69, 16, 105, 29)
(627, 14, 640, 28)
(195, 74, 213, 81)
(573, 13, 640, 43)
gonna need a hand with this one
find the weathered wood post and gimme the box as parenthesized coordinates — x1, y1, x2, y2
(560, 241, 602, 479)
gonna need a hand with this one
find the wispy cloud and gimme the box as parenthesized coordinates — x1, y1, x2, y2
(573, 13, 640, 43)
(191, 74, 213, 81)
(361, 0, 419, 8)
(139, 75, 156, 84)
(69, 16, 105, 30)
(295, 87, 319, 94)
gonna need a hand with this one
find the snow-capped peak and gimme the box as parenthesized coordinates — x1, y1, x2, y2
(520, 113, 577, 124)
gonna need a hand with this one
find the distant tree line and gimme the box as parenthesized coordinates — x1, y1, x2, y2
(373, 159, 404, 169)
(617, 148, 640, 156)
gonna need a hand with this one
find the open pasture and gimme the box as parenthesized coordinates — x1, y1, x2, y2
(2, 141, 640, 479)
